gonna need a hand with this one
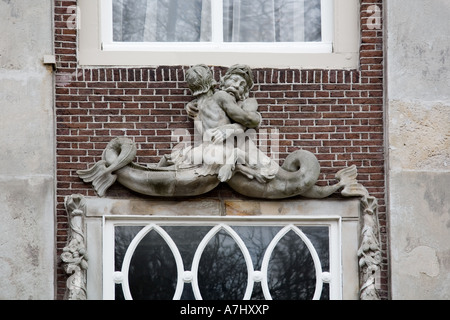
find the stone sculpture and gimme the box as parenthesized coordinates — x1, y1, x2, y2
(73, 64, 382, 300)
(77, 64, 364, 200)
(61, 194, 88, 300)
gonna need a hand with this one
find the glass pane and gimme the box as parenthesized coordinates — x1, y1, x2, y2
(233, 226, 282, 300)
(115, 227, 178, 300)
(113, 224, 331, 300)
(301, 226, 330, 300)
(267, 230, 316, 300)
(131, 230, 178, 300)
(223, 0, 321, 42)
(198, 229, 248, 300)
(115, 226, 143, 300)
(304, 0, 322, 42)
(113, 0, 211, 42)
(301, 226, 329, 271)
(232, 226, 282, 270)
(161, 226, 212, 270)
(115, 226, 144, 271)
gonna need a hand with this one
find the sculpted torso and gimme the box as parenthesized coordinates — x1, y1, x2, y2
(196, 92, 231, 132)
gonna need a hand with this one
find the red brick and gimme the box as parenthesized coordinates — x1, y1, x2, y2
(54, 0, 387, 300)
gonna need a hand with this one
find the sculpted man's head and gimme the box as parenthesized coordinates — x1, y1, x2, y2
(186, 64, 217, 97)
(220, 64, 254, 100)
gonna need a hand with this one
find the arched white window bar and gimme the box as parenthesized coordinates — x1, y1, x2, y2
(104, 216, 342, 300)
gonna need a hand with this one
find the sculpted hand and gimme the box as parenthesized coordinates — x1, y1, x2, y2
(210, 127, 236, 144)
(185, 101, 199, 119)
(210, 128, 225, 144)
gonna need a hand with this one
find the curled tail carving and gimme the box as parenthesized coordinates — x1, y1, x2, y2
(77, 138, 136, 196)
(76, 160, 116, 197)
(298, 164, 362, 199)
(77, 137, 367, 200)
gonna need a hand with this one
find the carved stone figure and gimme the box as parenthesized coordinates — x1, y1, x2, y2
(74, 64, 382, 300)
(158, 64, 277, 183)
(358, 195, 382, 300)
(77, 64, 362, 200)
(61, 194, 88, 300)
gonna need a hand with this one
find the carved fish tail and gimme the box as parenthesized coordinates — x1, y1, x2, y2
(77, 160, 117, 197)
(77, 138, 137, 197)
(336, 165, 369, 197)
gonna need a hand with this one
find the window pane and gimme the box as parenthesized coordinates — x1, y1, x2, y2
(115, 226, 143, 300)
(301, 226, 330, 300)
(267, 230, 316, 300)
(113, 0, 211, 42)
(112, 0, 322, 43)
(113, 224, 330, 300)
(115, 226, 179, 300)
(223, 0, 322, 42)
(198, 229, 248, 300)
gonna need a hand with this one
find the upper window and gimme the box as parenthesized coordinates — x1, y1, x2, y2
(78, 0, 360, 68)
(110, 0, 327, 47)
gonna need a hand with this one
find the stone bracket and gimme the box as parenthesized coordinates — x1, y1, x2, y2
(61, 194, 88, 300)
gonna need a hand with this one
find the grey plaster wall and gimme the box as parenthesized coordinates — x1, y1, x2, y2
(0, 0, 55, 299)
(386, 0, 450, 299)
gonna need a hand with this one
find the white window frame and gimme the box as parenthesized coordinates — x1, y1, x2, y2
(102, 215, 343, 300)
(78, 0, 360, 68)
(100, 0, 333, 54)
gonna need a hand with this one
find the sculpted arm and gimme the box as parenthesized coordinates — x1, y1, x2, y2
(215, 91, 261, 128)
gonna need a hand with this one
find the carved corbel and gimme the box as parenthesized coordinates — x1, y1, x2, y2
(358, 195, 382, 300)
(340, 178, 381, 299)
(61, 194, 88, 300)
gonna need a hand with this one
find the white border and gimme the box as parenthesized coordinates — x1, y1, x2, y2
(100, 0, 333, 54)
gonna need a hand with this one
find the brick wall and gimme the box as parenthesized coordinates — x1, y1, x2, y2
(55, 0, 386, 299)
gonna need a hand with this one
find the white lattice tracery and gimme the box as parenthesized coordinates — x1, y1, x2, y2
(113, 223, 328, 300)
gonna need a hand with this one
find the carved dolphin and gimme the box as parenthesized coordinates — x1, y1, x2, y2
(78, 138, 362, 199)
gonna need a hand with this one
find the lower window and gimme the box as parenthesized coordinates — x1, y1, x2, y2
(103, 217, 342, 300)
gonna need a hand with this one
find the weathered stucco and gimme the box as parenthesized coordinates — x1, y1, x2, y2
(389, 100, 450, 171)
(389, 172, 450, 299)
(386, 0, 450, 299)
(0, 176, 55, 299)
(0, 0, 55, 299)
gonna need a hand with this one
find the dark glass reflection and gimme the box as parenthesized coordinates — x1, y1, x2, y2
(115, 226, 142, 300)
(233, 226, 281, 269)
(114, 224, 330, 300)
(198, 229, 248, 300)
(302, 226, 330, 300)
(115, 226, 178, 300)
(161, 226, 212, 270)
(161, 226, 213, 300)
(267, 230, 314, 300)
(129, 229, 178, 299)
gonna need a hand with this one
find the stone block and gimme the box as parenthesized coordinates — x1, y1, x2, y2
(388, 100, 450, 171)
(389, 171, 450, 299)
(0, 176, 54, 299)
